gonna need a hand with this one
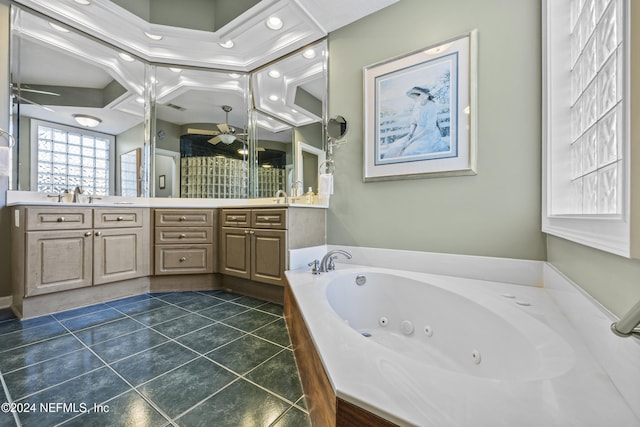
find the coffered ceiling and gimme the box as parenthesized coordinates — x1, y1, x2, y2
(13, 0, 398, 71)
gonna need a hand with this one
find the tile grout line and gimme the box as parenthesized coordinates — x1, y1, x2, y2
(0, 367, 22, 427)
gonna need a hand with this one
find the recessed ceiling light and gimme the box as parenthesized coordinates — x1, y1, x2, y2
(268, 70, 281, 78)
(219, 40, 234, 49)
(169, 67, 182, 73)
(119, 52, 135, 62)
(49, 22, 70, 33)
(228, 73, 240, 79)
(136, 97, 144, 104)
(73, 114, 101, 128)
(266, 16, 283, 30)
(302, 48, 316, 59)
(144, 31, 163, 41)
(269, 95, 279, 102)
(74, 0, 91, 5)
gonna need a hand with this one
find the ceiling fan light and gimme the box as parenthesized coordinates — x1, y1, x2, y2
(73, 114, 101, 128)
(237, 148, 248, 155)
(219, 134, 236, 145)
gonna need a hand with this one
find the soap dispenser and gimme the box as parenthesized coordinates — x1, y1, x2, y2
(305, 187, 315, 204)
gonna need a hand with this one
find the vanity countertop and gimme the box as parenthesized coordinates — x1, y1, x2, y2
(5, 191, 329, 209)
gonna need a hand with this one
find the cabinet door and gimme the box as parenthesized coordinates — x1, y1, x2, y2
(94, 228, 145, 285)
(220, 227, 251, 279)
(25, 230, 93, 297)
(251, 229, 286, 286)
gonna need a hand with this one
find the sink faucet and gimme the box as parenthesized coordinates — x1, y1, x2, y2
(72, 186, 83, 203)
(320, 249, 352, 272)
(274, 189, 288, 204)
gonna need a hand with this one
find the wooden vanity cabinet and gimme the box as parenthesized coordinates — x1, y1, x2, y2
(153, 209, 216, 275)
(220, 208, 324, 287)
(14, 206, 148, 297)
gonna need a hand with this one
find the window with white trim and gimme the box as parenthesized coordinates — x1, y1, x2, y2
(543, 0, 634, 257)
(31, 119, 115, 196)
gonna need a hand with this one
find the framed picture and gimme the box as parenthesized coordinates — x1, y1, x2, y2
(159, 174, 166, 189)
(363, 31, 477, 181)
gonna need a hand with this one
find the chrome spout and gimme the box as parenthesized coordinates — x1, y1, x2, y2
(274, 189, 288, 204)
(320, 249, 352, 272)
(72, 186, 83, 203)
(611, 298, 640, 339)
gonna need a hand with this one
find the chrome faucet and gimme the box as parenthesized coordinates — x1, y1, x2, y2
(320, 249, 352, 272)
(274, 189, 288, 204)
(72, 186, 83, 203)
(611, 298, 640, 339)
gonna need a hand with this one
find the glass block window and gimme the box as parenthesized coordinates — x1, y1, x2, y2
(33, 120, 114, 195)
(569, 0, 624, 214)
(543, 0, 632, 257)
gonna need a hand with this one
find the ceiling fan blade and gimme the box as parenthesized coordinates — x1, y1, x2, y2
(22, 88, 61, 96)
(187, 128, 219, 136)
(208, 136, 222, 145)
(217, 123, 230, 133)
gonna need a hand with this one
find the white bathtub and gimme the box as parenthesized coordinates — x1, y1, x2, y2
(286, 265, 640, 426)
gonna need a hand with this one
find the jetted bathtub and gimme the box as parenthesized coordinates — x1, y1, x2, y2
(285, 265, 640, 426)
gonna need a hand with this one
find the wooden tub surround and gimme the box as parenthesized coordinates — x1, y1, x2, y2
(284, 280, 398, 427)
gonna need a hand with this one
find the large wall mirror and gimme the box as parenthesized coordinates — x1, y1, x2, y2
(9, 6, 327, 200)
(10, 7, 146, 195)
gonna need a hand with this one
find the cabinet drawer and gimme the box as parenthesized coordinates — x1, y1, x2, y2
(155, 209, 213, 227)
(221, 209, 250, 227)
(26, 207, 92, 231)
(155, 245, 213, 275)
(252, 209, 286, 229)
(94, 208, 144, 228)
(155, 227, 212, 244)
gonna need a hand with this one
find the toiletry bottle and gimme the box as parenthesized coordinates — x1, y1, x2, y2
(305, 187, 315, 204)
(62, 189, 72, 203)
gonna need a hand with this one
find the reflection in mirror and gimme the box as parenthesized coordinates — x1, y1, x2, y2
(327, 115, 348, 140)
(119, 148, 141, 196)
(10, 7, 146, 196)
(253, 111, 293, 198)
(251, 39, 327, 197)
(152, 66, 249, 198)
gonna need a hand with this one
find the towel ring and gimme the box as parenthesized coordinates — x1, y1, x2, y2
(0, 128, 16, 149)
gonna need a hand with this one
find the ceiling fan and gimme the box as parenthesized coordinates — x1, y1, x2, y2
(187, 105, 247, 145)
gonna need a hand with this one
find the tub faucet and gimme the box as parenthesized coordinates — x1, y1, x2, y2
(72, 186, 83, 203)
(611, 298, 640, 339)
(320, 249, 352, 272)
(274, 189, 288, 204)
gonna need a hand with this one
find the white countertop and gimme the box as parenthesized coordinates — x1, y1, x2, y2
(5, 190, 328, 209)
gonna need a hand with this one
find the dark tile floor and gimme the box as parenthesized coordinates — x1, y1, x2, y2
(0, 291, 310, 427)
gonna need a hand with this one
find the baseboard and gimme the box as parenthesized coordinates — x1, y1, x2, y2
(0, 295, 12, 309)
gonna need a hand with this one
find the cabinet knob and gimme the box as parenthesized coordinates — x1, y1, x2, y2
(180, 216, 187, 221)
(179, 257, 186, 262)
(95, 231, 102, 237)
(84, 231, 92, 237)
(179, 234, 187, 238)
(244, 230, 250, 235)
(57, 217, 65, 222)
(116, 216, 124, 221)
(229, 216, 237, 221)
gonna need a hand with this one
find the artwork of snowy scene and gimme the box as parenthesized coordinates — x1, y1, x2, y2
(375, 53, 458, 165)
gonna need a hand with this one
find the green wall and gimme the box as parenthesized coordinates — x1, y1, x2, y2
(327, 0, 545, 260)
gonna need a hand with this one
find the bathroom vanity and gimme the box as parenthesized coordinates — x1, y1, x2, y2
(8, 198, 326, 318)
